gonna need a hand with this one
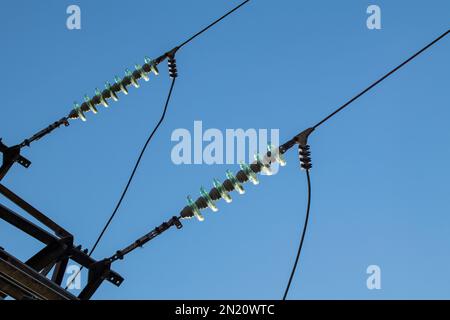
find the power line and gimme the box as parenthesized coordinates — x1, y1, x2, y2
(283, 169, 311, 300)
(178, 0, 251, 48)
(313, 29, 450, 129)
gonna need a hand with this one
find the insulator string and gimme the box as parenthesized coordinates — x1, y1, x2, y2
(180, 145, 286, 221)
(70, 58, 160, 122)
(283, 169, 312, 300)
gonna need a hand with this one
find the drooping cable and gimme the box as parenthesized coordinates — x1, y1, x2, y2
(283, 169, 311, 300)
(90, 77, 177, 256)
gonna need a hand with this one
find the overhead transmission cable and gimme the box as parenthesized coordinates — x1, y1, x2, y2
(312, 29, 450, 130)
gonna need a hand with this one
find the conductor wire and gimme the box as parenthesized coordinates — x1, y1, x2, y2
(283, 169, 312, 300)
(178, 0, 251, 49)
(313, 29, 450, 129)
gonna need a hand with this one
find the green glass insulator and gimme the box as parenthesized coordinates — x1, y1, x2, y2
(200, 187, 218, 212)
(144, 56, 159, 75)
(187, 196, 204, 222)
(135, 64, 149, 81)
(114, 76, 128, 95)
(240, 162, 259, 185)
(126, 68, 140, 88)
(226, 170, 245, 194)
(213, 178, 232, 203)
(105, 81, 119, 101)
(255, 154, 272, 175)
(73, 102, 86, 122)
(84, 95, 98, 114)
(150, 63, 159, 76)
(95, 88, 109, 107)
(268, 144, 286, 166)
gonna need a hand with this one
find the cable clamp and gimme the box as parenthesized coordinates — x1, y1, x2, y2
(293, 128, 314, 171)
(298, 144, 312, 170)
(171, 216, 183, 229)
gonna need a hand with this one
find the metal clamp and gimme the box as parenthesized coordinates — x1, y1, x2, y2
(0, 139, 31, 180)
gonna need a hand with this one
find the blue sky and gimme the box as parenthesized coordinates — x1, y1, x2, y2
(0, 0, 449, 299)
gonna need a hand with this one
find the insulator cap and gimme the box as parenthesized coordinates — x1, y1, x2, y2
(73, 102, 86, 122)
(200, 187, 218, 212)
(209, 187, 222, 201)
(226, 170, 245, 194)
(222, 179, 235, 192)
(213, 179, 232, 203)
(84, 95, 98, 114)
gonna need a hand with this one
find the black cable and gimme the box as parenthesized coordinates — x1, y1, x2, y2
(283, 169, 312, 300)
(65, 78, 176, 290)
(89, 77, 177, 256)
(178, 0, 251, 49)
(312, 29, 450, 129)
